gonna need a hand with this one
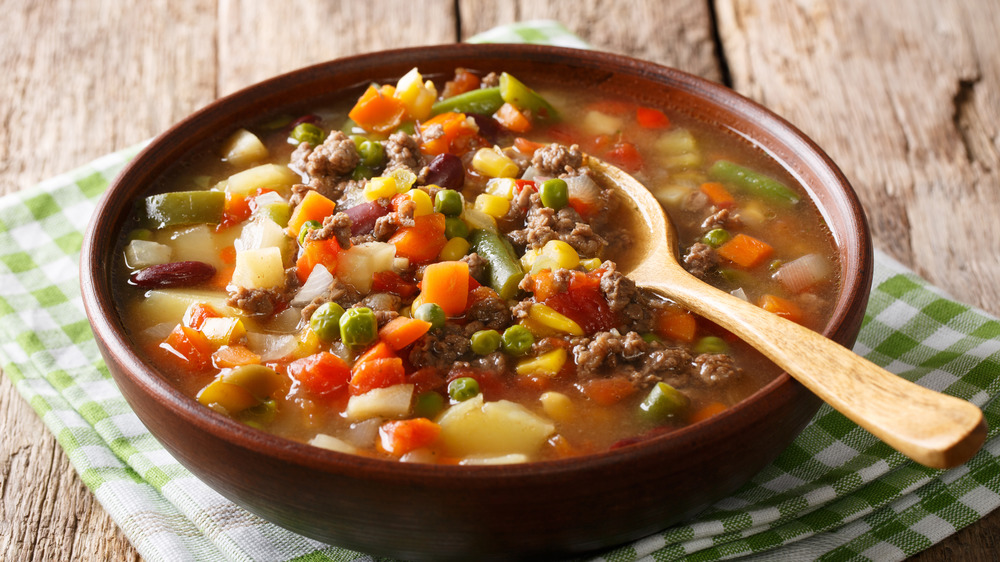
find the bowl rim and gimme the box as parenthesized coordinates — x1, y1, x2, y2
(80, 43, 872, 480)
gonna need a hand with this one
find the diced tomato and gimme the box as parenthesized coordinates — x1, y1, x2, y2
(349, 357, 406, 396)
(581, 377, 636, 406)
(372, 270, 419, 299)
(636, 107, 670, 129)
(287, 352, 352, 396)
(545, 287, 617, 334)
(407, 367, 446, 394)
(296, 238, 341, 284)
(379, 418, 441, 456)
(441, 68, 481, 99)
(183, 302, 220, 330)
(161, 325, 213, 372)
(418, 112, 480, 156)
(605, 141, 643, 171)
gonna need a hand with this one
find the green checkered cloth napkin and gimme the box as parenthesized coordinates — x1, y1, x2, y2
(3, 20, 999, 562)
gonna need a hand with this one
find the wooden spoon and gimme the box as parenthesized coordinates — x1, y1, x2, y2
(586, 156, 986, 469)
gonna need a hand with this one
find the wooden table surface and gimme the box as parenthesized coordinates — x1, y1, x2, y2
(2, 1, 998, 560)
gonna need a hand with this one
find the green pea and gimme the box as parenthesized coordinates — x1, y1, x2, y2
(351, 165, 376, 181)
(539, 178, 569, 210)
(291, 123, 326, 146)
(448, 377, 480, 402)
(414, 391, 445, 418)
(501, 325, 534, 356)
(639, 382, 689, 423)
(414, 303, 446, 330)
(470, 329, 501, 355)
(339, 307, 378, 348)
(298, 220, 323, 246)
(310, 302, 346, 342)
(444, 217, 470, 240)
(240, 399, 277, 429)
(356, 139, 384, 168)
(701, 228, 731, 248)
(693, 336, 728, 355)
(641, 332, 662, 344)
(434, 189, 463, 217)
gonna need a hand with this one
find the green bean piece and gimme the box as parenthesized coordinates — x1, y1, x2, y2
(290, 123, 326, 146)
(708, 160, 800, 206)
(431, 87, 504, 116)
(128, 228, 154, 242)
(639, 382, 690, 423)
(143, 191, 225, 228)
(701, 228, 731, 248)
(339, 307, 378, 348)
(259, 201, 291, 228)
(693, 336, 729, 355)
(501, 325, 534, 356)
(297, 220, 323, 246)
(444, 217, 470, 240)
(414, 391, 445, 418)
(397, 122, 416, 135)
(356, 139, 385, 168)
(448, 377, 481, 402)
(310, 302, 346, 342)
(469, 229, 525, 300)
(539, 178, 569, 210)
(351, 165, 376, 181)
(498, 72, 559, 122)
(470, 329, 502, 355)
(414, 303, 446, 330)
(434, 189, 464, 217)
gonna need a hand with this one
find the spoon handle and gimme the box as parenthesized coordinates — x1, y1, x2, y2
(642, 272, 986, 469)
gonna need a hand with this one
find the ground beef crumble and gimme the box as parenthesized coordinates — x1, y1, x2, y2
(383, 131, 423, 174)
(531, 143, 585, 177)
(683, 242, 717, 280)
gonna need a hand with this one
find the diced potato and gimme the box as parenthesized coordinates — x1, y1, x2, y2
(540, 391, 573, 423)
(653, 185, 694, 208)
(130, 289, 235, 327)
(200, 317, 247, 347)
(232, 246, 286, 290)
(236, 215, 291, 261)
(225, 164, 298, 198)
(436, 394, 555, 458)
(165, 224, 224, 269)
(124, 239, 172, 269)
(345, 384, 415, 421)
(310, 433, 359, 455)
(654, 128, 698, 156)
(335, 242, 396, 293)
(581, 110, 623, 136)
(221, 128, 269, 167)
(394, 68, 438, 121)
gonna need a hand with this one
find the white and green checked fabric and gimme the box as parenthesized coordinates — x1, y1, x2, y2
(3, 21, 1000, 562)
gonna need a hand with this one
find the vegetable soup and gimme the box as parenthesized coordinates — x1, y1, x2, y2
(116, 68, 839, 464)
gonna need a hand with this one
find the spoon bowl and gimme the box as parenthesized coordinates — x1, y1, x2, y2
(587, 155, 987, 469)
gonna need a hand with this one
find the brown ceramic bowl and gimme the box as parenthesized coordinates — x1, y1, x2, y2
(80, 44, 872, 561)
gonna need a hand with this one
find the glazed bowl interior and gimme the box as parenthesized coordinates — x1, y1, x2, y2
(81, 44, 872, 561)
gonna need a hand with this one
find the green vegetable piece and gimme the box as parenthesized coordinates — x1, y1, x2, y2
(469, 229, 525, 300)
(539, 178, 569, 210)
(339, 307, 378, 348)
(434, 189, 464, 217)
(708, 160, 800, 206)
(701, 228, 731, 248)
(414, 391, 445, 418)
(693, 336, 729, 355)
(498, 72, 559, 122)
(240, 399, 278, 429)
(501, 325, 534, 357)
(290, 123, 326, 146)
(221, 365, 284, 400)
(259, 201, 291, 227)
(298, 220, 323, 246)
(448, 377, 480, 402)
(356, 139, 385, 168)
(641, 332, 662, 344)
(143, 191, 225, 229)
(310, 302, 346, 342)
(351, 165, 376, 181)
(431, 86, 504, 116)
(639, 382, 690, 423)
(414, 303, 446, 330)
(444, 217, 470, 240)
(470, 329, 502, 355)
(128, 228, 153, 242)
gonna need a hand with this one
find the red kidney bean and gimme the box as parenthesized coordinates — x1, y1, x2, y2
(422, 153, 464, 190)
(130, 261, 216, 288)
(468, 113, 501, 144)
(286, 113, 321, 132)
(343, 201, 392, 236)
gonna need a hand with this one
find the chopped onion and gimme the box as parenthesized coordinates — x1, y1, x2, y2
(310, 434, 358, 454)
(246, 332, 297, 361)
(773, 254, 830, 294)
(290, 264, 333, 306)
(236, 215, 286, 252)
(564, 174, 602, 207)
(253, 191, 285, 208)
(344, 419, 381, 448)
(124, 239, 172, 269)
(730, 287, 749, 301)
(520, 165, 541, 182)
(139, 321, 176, 344)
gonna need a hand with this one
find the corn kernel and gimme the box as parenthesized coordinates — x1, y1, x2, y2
(471, 148, 519, 178)
(540, 240, 580, 270)
(391, 168, 417, 193)
(474, 194, 511, 218)
(515, 348, 567, 377)
(406, 188, 433, 217)
(540, 391, 573, 422)
(529, 304, 584, 336)
(364, 176, 397, 201)
(485, 178, 517, 199)
(520, 248, 541, 270)
(462, 206, 497, 231)
(439, 236, 471, 261)
(394, 68, 437, 121)
(529, 256, 559, 275)
(581, 258, 602, 271)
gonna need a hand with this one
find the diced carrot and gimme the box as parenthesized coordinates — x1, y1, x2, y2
(219, 245, 237, 265)
(582, 377, 636, 406)
(636, 107, 671, 129)
(221, 192, 253, 227)
(288, 352, 352, 396)
(689, 402, 727, 424)
(418, 112, 479, 156)
(286, 190, 337, 237)
(605, 141, 644, 171)
(441, 68, 481, 99)
(716, 233, 774, 268)
(656, 307, 697, 343)
(758, 294, 804, 323)
(388, 212, 447, 264)
(354, 341, 398, 366)
(212, 344, 262, 368)
(349, 357, 406, 396)
(161, 325, 213, 371)
(183, 302, 221, 330)
(493, 102, 532, 133)
(379, 317, 432, 350)
(699, 182, 735, 208)
(418, 261, 469, 316)
(208, 265, 235, 291)
(295, 238, 340, 283)
(379, 418, 441, 456)
(371, 270, 419, 299)
(513, 137, 546, 155)
(348, 84, 408, 134)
